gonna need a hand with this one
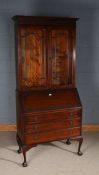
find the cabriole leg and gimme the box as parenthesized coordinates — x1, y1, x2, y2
(22, 146, 27, 167)
(16, 134, 22, 153)
(77, 137, 83, 156)
(16, 134, 27, 167)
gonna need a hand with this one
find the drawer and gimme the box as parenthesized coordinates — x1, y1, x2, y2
(24, 127, 81, 144)
(24, 109, 81, 124)
(24, 118, 81, 134)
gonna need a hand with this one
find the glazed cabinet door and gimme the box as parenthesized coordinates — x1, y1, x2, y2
(17, 26, 47, 90)
(48, 28, 75, 88)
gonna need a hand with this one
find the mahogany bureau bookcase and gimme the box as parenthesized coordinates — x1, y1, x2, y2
(12, 16, 83, 167)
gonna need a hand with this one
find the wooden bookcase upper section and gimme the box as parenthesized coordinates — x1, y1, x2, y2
(12, 16, 78, 91)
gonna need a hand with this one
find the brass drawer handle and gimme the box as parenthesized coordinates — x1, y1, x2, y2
(33, 135, 39, 140)
(33, 125, 39, 132)
(34, 125, 38, 129)
(70, 120, 73, 126)
(69, 130, 73, 135)
(70, 113, 73, 117)
(34, 116, 38, 122)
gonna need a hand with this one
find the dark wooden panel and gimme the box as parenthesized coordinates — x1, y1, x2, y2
(21, 88, 82, 112)
(18, 26, 47, 90)
(24, 118, 81, 134)
(48, 28, 74, 87)
(24, 127, 81, 144)
(24, 109, 81, 123)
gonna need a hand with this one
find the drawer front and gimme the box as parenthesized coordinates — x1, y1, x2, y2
(24, 118, 81, 134)
(24, 109, 81, 124)
(24, 127, 81, 144)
